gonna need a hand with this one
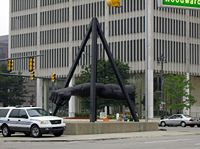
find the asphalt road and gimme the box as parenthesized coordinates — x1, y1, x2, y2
(0, 127, 200, 149)
(0, 134, 200, 149)
(159, 126, 200, 132)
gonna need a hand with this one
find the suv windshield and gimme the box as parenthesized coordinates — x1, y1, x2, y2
(0, 109, 10, 117)
(27, 108, 49, 117)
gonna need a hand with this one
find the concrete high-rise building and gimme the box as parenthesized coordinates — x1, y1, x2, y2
(0, 35, 8, 60)
(0, 35, 8, 107)
(0, 35, 36, 107)
(9, 0, 200, 118)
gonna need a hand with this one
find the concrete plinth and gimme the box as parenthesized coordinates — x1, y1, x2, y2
(64, 122, 158, 135)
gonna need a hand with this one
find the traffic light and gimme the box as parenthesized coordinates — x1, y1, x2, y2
(30, 71, 35, 80)
(28, 57, 35, 72)
(7, 59, 14, 73)
(51, 72, 56, 82)
(106, 0, 121, 7)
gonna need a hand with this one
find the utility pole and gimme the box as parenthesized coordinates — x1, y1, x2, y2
(145, 0, 154, 121)
(158, 54, 166, 118)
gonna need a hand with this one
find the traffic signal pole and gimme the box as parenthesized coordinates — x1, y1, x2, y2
(0, 55, 43, 62)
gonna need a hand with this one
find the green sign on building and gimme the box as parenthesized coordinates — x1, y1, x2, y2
(158, 0, 200, 9)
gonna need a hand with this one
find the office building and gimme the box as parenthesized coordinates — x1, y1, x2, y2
(9, 0, 200, 118)
(0, 35, 8, 60)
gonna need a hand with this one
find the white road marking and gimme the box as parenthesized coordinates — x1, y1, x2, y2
(144, 139, 191, 144)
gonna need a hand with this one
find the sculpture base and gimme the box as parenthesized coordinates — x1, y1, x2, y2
(64, 122, 158, 135)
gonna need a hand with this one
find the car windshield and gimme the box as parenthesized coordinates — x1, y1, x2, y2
(183, 115, 191, 118)
(27, 108, 49, 117)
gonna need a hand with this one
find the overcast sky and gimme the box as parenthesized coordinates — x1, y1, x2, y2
(0, 0, 9, 36)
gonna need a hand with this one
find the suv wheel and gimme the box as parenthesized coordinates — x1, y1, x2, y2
(30, 125, 41, 138)
(53, 131, 64, 137)
(160, 121, 166, 127)
(2, 125, 11, 137)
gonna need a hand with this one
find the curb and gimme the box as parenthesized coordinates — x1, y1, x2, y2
(3, 137, 128, 143)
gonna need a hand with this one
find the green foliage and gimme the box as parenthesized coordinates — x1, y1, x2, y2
(164, 74, 195, 113)
(75, 59, 132, 109)
(75, 112, 90, 118)
(75, 59, 130, 85)
(0, 64, 27, 106)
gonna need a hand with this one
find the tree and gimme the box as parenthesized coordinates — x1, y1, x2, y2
(76, 59, 130, 84)
(0, 64, 27, 106)
(164, 74, 195, 114)
(75, 59, 133, 109)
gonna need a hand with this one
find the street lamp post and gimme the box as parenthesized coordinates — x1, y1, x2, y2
(157, 54, 167, 118)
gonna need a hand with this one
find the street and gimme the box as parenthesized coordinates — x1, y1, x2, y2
(0, 127, 200, 149)
(0, 135, 200, 149)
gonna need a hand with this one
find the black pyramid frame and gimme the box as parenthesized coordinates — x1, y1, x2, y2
(53, 18, 139, 122)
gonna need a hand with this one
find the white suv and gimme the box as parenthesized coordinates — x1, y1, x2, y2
(0, 107, 65, 137)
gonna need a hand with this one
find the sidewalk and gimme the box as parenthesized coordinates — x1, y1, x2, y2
(63, 118, 161, 123)
(1, 129, 200, 142)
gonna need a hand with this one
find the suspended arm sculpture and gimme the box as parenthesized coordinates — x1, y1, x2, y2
(50, 83, 135, 108)
(49, 18, 139, 122)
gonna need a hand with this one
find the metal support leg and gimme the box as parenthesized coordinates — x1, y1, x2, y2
(53, 21, 92, 115)
(64, 22, 92, 88)
(97, 21, 138, 122)
(90, 18, 98, 122)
